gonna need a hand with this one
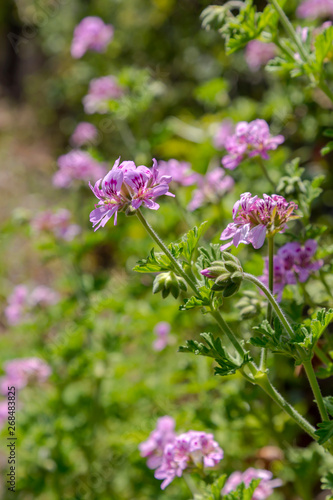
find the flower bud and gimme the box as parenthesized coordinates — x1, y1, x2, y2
(201, 255, 243, 297)
(153, 272, 187, 299)
(236, 290, 265, 319)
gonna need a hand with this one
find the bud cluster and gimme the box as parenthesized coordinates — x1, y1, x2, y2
(201, 252, 243, 297)
(153, 272, 187, 299)
(236, 290, 265, 319)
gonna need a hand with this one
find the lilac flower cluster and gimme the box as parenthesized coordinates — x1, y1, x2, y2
(32, 209, 80, 241)
(70, 122, 99, 147)
(5, 285, 60, 326)
(221, 120, 284, 170)
(157, 159, 200, 187)
(245, 41, 277, 71)
(260, 240, 323, 301)
(71, 16, 114, 58)
(54, 150, 106, 188)
(188, 168, 234, 211)
(220, 192, 299, 250)
(89, 158, 174, 230)
(83, 76, 124, 115)
(222, 467, 282, 499)
(297, 0, 333, 18)
(153, 322, 171, 351)
(139, 417, 223, 489)
(1, 358, 51, 394)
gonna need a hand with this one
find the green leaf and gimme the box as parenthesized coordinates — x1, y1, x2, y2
(321, 471, 333, 492)
(323, 397, 333, 418)
(317, 363, 333, 379)
(133, 248, 172, 273)
(304, 308, 333, 344)
(321, 141, 333, 156)
(174, 221, 208, 263)
(179, 285, 211, 311)
(221, 479, 262, 499)
(315, 420, 333, 445)
(313, 26, 333, 76)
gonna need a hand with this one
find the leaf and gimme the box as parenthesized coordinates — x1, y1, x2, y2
(133, 248, 172, 273)
(315, 420, 333, 445)
(221, 479, 262, 499)
(321, 141, 333, 156)
(323, 397, 333, 418)
(179, 285, 211, 311)
(313, 26, 333, 75)
(321, 471, 333, 492)
(178, 221, 208, 263)
(304, 308, 333, 344)
(317, 363, 333, 379)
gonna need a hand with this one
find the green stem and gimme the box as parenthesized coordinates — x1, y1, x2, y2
(303, 359, 330, 421)
(243, 272, 294, 338)
(260, 237, 274, 371)
(256, 373, 317, 439)
(136, 209, 198, 294)
(257, 157, 275, 189)
(318, 81, 333, 106)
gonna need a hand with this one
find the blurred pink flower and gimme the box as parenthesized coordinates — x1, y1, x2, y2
(222, 467, 282, 499)
(4, 285, 28, 326)
(157, 160, 200, 186)
(213, 119, 234, 150)
(71, 16, 114, 58)
(155, 430, 223, 489)
(188, 168, 234, 211)
(222, 120, 284, 170)
(139, 416, 176, 470)
(153, 322, 171, 351)
(297, 0, 333, 18)
(83, 76, 124, 114)
(30, 286, 60, 307)
(0, 400, 8, 430)
(70, 122, 98, 147)
(220, 192, 299, 250)
(245, 41, 277, 71)
(1, 357, 51, 394)
(32, 209, 81, 241)
(89, 158, 174, 230)
(54, 150, 106, 188)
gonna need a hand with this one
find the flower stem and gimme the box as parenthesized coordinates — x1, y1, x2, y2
(260, 237, 274, 371)
(303, 359, 330, 422)
(255, 373, 317, 439)
(257, 157, 275, 189)
(136, 209, 198, 294)
(243, 272, 294, 338)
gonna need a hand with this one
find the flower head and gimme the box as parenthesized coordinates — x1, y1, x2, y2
(139, 416, 176, 470)
(83, 76, 124, 114)
(220, 192, 299, 250)
(32, 209, 80, 241)
(245, 41, 277, 71)
(155, 430, 223, 489)
(157, 160, 200, 186)
(188, 168, 234, 211)
(213, 120, 234, 150)
(297, 0, 333, 18)
(153, 322, 171, 351)
(222, 120, 284, 170)
(1, 357, 51, 394)
(71, 16, 114, 58)
(222, 467, 282, 499)
(89, 158, 174, 230)
(54, 150, 106, 188)
(0, 401, 8, 430)
(70, 122, 99, 147)
(4, 285, 29, 325)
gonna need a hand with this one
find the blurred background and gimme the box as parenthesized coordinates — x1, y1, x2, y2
(0, 0, 333, 499)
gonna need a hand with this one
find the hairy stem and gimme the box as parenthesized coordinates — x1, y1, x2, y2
(303, 359, 329, 421)
(260, 237, 274, 371)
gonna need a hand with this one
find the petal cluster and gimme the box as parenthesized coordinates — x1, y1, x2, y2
(89, 158, 174, 230)
(139, 416, 176, 469)
(54, 150, 106, 188)
(188, 168, 234, 211)
(222, 119, 284, 170)
(1, 357, 51, 394)
(71, 16, 114, 58)
(297, 0, 333, 18)
(222, 467, 282, 499)
(70, 122, 99, 147)
(260, 240, 323, 301)
(245, 41, 277, 71)
(158, 159, 200, 186)
(83, 76, 124, 114)
(32, 209, 80, 241)
(220, 192, 299, 250)
(5, 285, 60, 325)
(153, 321, 171, 351)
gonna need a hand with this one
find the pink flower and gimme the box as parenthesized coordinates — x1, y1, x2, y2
(89, 158, 174, 230)
(0, 400, 8, 430)
(157, 160, 200, 187)
(71, 17, 114, 58)
(139, 416, 176, 470)
(83, 76, 124, 114)
(213, 120, 234, 150)
(155, 430, 223, 489)
(32, 209, 81, 241)
(245, 41, 277, 71)
(54, 150, 106, 188)
(153, 322, 171, 351)
(188, 168, 234, 211)
(297, 0, 333, 18)
(30, 286, 60, 307)
(260, 255, 288, 302)
(1, 358, 51, 395)
(222, 120, 284, 170)
(4, 285, 28, 326)
(222, 467, 282, 499)
(70, 122, 98, 147)
(220, 193, 299, 251)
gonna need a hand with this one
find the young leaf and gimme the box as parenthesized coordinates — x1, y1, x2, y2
(315, 420, 333, 445)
